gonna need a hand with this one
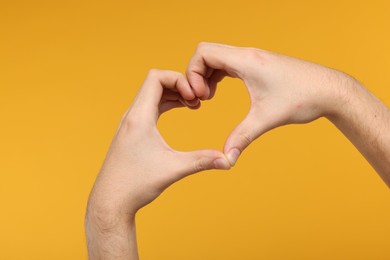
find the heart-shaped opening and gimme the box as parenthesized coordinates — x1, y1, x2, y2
(157, 77, 250, 152)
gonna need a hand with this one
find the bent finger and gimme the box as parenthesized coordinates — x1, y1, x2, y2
(186, 42, 244, 100)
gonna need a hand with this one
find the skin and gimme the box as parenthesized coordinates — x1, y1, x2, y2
(86, 42, 390, 259)
(185, 42, 390, 185)
(85, 69, 230, 259)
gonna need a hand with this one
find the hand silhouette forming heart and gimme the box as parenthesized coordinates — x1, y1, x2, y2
(86, 42, 390, 259)
(89, 42, 362, 217)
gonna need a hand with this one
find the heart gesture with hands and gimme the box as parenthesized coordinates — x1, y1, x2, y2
(86, 43, 390, 260)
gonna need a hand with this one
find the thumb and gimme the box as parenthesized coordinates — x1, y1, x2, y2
(224, 113, 265, 166)
(175, 149, 231, 178)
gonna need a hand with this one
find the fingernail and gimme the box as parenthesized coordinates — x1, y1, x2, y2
(213, 158, 231, 170)
(227, 148, 241, 166)
(184, 98, 199, 107)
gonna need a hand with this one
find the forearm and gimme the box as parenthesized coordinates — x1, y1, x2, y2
(85, 205, 139, 260)
(326, 76, 390, 187)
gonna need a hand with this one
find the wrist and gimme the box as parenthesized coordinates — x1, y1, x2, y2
(322, 71, 361, 120)
(85, 202, 138, 260)
(86, 196, 136, 232)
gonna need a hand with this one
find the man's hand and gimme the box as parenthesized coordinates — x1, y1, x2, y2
(85, 42, 390, 259)
(85, 69, 231, 260)
(187, 42, 390, 186)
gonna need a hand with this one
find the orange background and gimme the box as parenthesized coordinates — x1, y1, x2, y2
(1, 0, 389, 259)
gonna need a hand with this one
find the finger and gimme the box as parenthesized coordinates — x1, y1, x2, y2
(186, 42, 243, 100)
(161, 89, 200, 107)
(207, 69, 229, 100)
(161, 89, 181, 100)
(158, 99, 201, 116)
(158, 70, 195, 101)
(182, 97, 200, 107)
(160, 90, 200, 112)
(174, 149, 231, 179)
(135, 69, 197, 120)
(223, 112, 263, 166)
(205, 67, 214, 78)
(159, 98, 201, 117)
(159, 101, 185, 114)
(187, 101, 201, 110)
(143, 69, 196, 107)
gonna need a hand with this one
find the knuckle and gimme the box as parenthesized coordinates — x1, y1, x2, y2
(196, 41, 210, 52)
(147, 68, 161, 78)
(197, 41, 208, 47)
(171, 70, 182, 79)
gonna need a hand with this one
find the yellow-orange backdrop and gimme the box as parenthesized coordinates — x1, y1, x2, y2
(1, 0, 389, 259)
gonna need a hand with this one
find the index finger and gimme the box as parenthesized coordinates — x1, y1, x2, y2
(186, 42, 244, 100)
(133, 69, 196, 121)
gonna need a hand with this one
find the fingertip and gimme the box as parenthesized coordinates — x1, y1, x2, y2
(226, 148, 241, 167)
(183, 97, 200, 107)
(178, 74, 196, 101)
(213, 157, 231, 170)
(187, 73, 210, 100)
(186, 99, 201, 110)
